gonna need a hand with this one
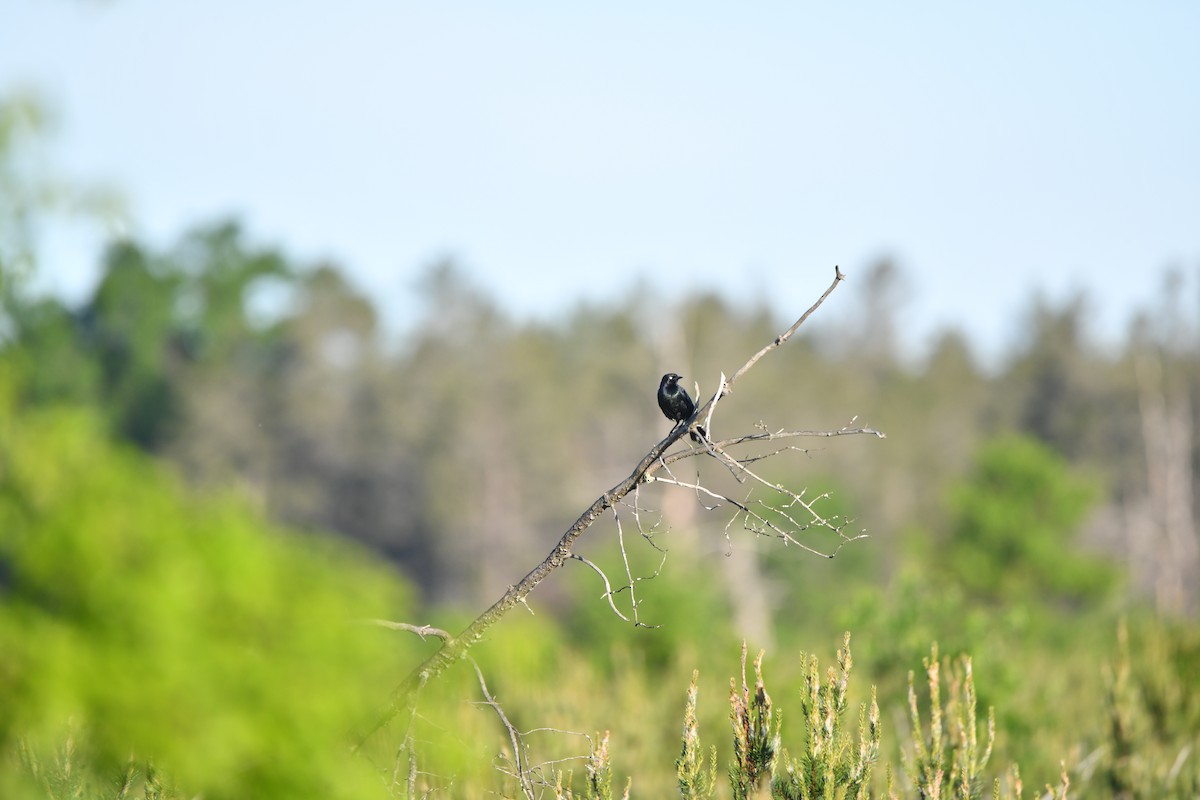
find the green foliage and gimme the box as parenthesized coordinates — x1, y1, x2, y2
(680, 635, 880, 800)
(13, 734, 183, 800)
(942, 435, 1113, 603)
(728, 645, 779, 799)
(671, 628, 1200, 800)
(677, 671, 718, 800)
(3, 220, 291, 451)
(0, 381, 417, 799)
(1094, 619, 1200, 798)
(1, 296, 99, 405)
(84, 240, 185, 446)
(902, 644, 996, 800)
(585, 732, 617, 800)
(835, 434, 1118, 786)
(552, 732, 629, 800)
(776, 632, 878, 800)
(81, 225, 290, 448)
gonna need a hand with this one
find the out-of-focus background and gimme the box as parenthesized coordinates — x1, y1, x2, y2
(1, 3, 1198, 799)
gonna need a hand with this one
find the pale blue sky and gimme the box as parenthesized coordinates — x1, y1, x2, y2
(3, 1, 1198, 358)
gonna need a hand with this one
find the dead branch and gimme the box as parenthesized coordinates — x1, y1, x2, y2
(723, 265, 846, 393)
(358, 265, 878, 745)
(368, 621, 453, 642)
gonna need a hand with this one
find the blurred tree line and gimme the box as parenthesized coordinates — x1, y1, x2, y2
(5, 214, 1198, 620)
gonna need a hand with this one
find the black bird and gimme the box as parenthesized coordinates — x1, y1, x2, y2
(657, 373, 707, 442)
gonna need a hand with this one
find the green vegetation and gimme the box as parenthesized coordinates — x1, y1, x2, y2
(941, 435, 1111, 604)
(0, 375, 417, 800)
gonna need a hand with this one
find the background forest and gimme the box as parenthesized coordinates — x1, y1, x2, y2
(2, 80, 1200, 800)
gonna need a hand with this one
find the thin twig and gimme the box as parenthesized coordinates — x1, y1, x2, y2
(701, 371, 727, 442)
(724, 265, 845, 394)
(613, 506, 642, 624)
(626, 484, 668, 551)
(567, 554, 633, 624)
(368, 620, 453, 641)
(469, 658, 536, 800)
(651, 475, 865, 558)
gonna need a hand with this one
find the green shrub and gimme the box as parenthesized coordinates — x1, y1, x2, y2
(942, 435, 1112, 604)
(678, 634, 880, 800)
(0, 389, 417, 799)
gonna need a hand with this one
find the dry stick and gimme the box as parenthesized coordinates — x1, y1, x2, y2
(470, 659, 536, 800)
(611, 504, 666, 627)
(368, 620, 453, 641)
(651, 474, 865, 558)
(359, 265, 853, 745)
(567, 553, 635, 624)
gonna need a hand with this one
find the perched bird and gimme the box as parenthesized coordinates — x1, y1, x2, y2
(657, 373, 707, 442)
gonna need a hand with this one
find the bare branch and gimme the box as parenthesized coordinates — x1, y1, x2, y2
(723, 266, 845, 395)
(701, 371, 727, 441)
(569, 543, 665, 629)
(626, 483, 668, 551)
(678, 425, 884, 453)
(651, 474, 866, 558)
(469, 658, 536, 800)
(367, 620, 453, 642)
(358, 266, 868, 746)
(613, 504, 662, 628)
